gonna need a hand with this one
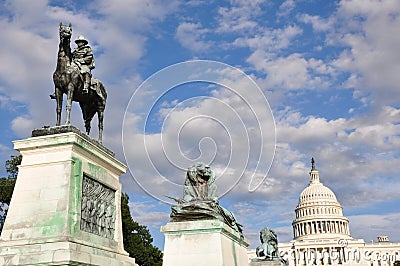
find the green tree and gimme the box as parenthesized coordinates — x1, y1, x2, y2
(121, 193, 163, 266)
(0, 154, 22, 231)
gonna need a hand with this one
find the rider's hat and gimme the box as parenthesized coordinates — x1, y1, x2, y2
(75, 35, 88, 45)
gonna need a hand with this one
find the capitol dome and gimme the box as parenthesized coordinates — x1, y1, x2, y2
(292, 158, 351, 240)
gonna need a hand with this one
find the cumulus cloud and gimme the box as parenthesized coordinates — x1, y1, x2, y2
(11, 116, 35, 137)
(233, 25, 303, 52)
(277, 0, 296, 18)
(216, 0, 266, 33)
(349, 213, 400, 242)
(298, 14, 334, 32)
(324, 0, 400, 105)
(175, 22, 212, 52)
(94, 0, 179, 32)
(129, 201, 170, 229)
(247, 52, 334, 91)
(122, 62, 276, 203)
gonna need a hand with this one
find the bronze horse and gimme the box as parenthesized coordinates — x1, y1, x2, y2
(52, 22, 107, 143)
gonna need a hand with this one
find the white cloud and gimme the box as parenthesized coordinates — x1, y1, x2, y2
(247, 52, 333, 91)
(327, 0, 400, 105)
(233, 25, 303, 52)
(349, 213, 400, 242)
(277, 0, 296, 18)
(129, 201, 170, 229)
(229, 24, 338, 92)
(0, 95, 16, 111)
(298, 14, 334, 32)
(175, 22, 212, 52)
(11, 116, 34, 137)
(122, 86, 275, 201)
(276, 105, 400, 156)
(216, 0, 266, 33)
(95, 0, 179, 32)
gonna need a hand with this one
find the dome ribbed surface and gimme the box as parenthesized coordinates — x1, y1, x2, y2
(298, 181, 338, 205)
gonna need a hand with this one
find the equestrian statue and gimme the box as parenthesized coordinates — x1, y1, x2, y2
(52, 22, 107, 143)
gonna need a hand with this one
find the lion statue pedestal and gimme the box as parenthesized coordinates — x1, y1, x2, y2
(161, 163, 250, 266)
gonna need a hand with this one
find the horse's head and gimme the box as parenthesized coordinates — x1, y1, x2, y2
(59, 22, 72, 41)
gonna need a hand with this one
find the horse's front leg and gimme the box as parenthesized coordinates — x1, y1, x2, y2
(98, 109, 104, 143)
(55, 87, 62, 126)
(65, 84, 74, 125)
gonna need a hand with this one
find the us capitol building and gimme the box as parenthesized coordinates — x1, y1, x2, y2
(250, 159, 400, 266)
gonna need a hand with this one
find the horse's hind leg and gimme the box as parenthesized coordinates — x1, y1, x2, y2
(55, 87, 62, 126)
(79, 102, 91, 135)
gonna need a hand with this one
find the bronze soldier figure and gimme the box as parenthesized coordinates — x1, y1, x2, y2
(72, 35, 95, 94)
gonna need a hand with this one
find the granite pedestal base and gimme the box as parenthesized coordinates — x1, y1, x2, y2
(0, 126, 137, 265)
(161, 220, 250, 266)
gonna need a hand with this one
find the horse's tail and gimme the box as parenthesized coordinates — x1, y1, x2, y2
(92, 78, 107, 105)
(98, 80, 107, 101)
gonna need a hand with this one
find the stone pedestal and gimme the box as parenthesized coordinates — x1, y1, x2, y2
(161, 219, 250, 266)
(250, 260, 287, 266)
(0, 126, 137, 265)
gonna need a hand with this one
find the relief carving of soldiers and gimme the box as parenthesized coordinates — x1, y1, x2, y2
(97, 200, 106, 236)
(80, 176, 116, 239)
(81, 194, 88, 231)
(105, 203, 116, 239)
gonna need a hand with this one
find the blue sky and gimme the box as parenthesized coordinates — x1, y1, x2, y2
(0, 0, 400, 249)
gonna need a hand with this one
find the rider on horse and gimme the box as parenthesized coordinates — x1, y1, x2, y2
(50, 34, 95, 99)
(72, 35, 95, 94)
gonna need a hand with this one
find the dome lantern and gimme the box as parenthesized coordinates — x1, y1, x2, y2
(309, 157, 320, 184)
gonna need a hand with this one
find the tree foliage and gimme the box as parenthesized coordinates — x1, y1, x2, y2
(0, 155, 21, 203)
(0, 154, 22, 231)
(5, 155, 22, 179)
(121, 193, 163, 266)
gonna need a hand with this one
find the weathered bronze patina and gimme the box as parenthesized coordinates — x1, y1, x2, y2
(52, 22, 107, 143)
(168, 162, 243, 235)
